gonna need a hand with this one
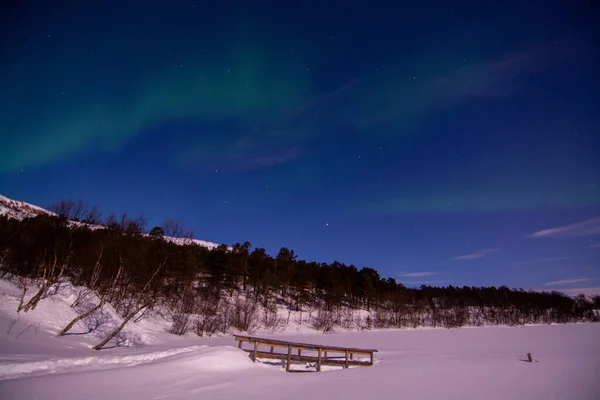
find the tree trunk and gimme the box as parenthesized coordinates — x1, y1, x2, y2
(61, 263, 122, 335)
(92, 303, 149, 350)
(59, 298, 105, 336)
(22, 283, 49, 313)
(16, 278, 28, 313)
(23, 254, 67, 313)
(92, 260, 161, 350)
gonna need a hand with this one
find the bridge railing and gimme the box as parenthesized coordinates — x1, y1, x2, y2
(234, 334, 377, 372)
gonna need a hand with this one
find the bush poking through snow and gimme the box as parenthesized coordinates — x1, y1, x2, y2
(313, 310, 336, 333)
(232, 294, 259, 332)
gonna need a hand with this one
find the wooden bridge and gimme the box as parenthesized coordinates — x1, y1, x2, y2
(234, 334, 378, 372)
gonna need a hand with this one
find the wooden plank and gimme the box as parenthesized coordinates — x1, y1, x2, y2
(286, 345, 292, 372)
(370, 351, 374, 366)
(298, 349, 302, 356)
(236, 336, 377, 354)
(317, 348, 322, 372)
(233, 335, 378, 353)
(270, 346, 274, 353)
(245, 350, 372, 367)
(252, 341, 258, 362)
(238, 340, 242, 349)
(236, 339, 322, 353)
(323, 359, 371, 367)
(235, 338, 374, 355)
(345, 350, 349, 369)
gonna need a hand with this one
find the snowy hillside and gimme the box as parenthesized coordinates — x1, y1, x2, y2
(0, 193, 223, 250)
(0, 276, 599, 399)
(0, 195, 56, 220)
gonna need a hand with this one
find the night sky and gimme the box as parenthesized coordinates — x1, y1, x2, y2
(1, 1, 599, 294)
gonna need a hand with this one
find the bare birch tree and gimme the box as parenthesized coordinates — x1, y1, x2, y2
(59, 255, 123, 336)
(21, 249, 70, 313)
(92, 259, 165, 350)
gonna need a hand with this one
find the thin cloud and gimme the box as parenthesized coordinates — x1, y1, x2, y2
(290, 79, 359, 117)
(233, 147, 302, 169)
(511, 256, 572, 266)
(360, 37, 588, 128)
(453, 249, 498, 260)
(433, 39, 584, 100)
(403, 280, 450, 285)
(544, 278, 592, 286)
(397, 272, 436, 277)
(529, 217, 600, 238)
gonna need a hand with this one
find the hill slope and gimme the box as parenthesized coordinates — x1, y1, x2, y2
(0, 194, 56, 220)
(0, 193, 223, 250)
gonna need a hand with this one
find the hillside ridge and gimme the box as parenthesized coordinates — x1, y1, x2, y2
(0, 193, 223, 250)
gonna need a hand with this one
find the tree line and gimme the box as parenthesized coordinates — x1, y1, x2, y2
(0, 201, 598, 348)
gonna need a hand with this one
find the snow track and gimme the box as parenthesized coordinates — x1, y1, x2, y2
(0, 345, 206, 380)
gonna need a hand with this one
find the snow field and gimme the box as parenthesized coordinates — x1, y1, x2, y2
(1, 324, 599, 399)
(1, 277, 599, 399)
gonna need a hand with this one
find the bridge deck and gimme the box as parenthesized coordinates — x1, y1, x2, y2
(233, 335, 377, 372)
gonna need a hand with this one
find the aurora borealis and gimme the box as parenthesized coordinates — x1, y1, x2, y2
(1, 1, 599, 293)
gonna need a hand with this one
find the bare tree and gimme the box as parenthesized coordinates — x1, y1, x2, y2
(160, 219, 195, 243)
(48, 199, 88, 221)
(92, 259, 165, 350)
(313, 310, 336, 332)
(130, 214, 147, 234)
(263, 303, 285, 333)
(231, 294, 259, 332)
(21, 251, 69, 313)
(105, 213, 118, 230)
(71, 244, 104, 308)
(60, 251, 124, 337)
(49, 200, 76, 219)
(16, 276, 28, 313)
(169, 284, 194, 335)
(193, 305, 220, 337)
(71, 200, 86, 221)
(162, 219, 185, 238)
(83, 206, 102, 225)
(113, 213, 147, 234)
(181, 228, 196, 244)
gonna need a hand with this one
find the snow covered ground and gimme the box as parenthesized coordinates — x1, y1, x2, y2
(1, 278, 599, 399)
